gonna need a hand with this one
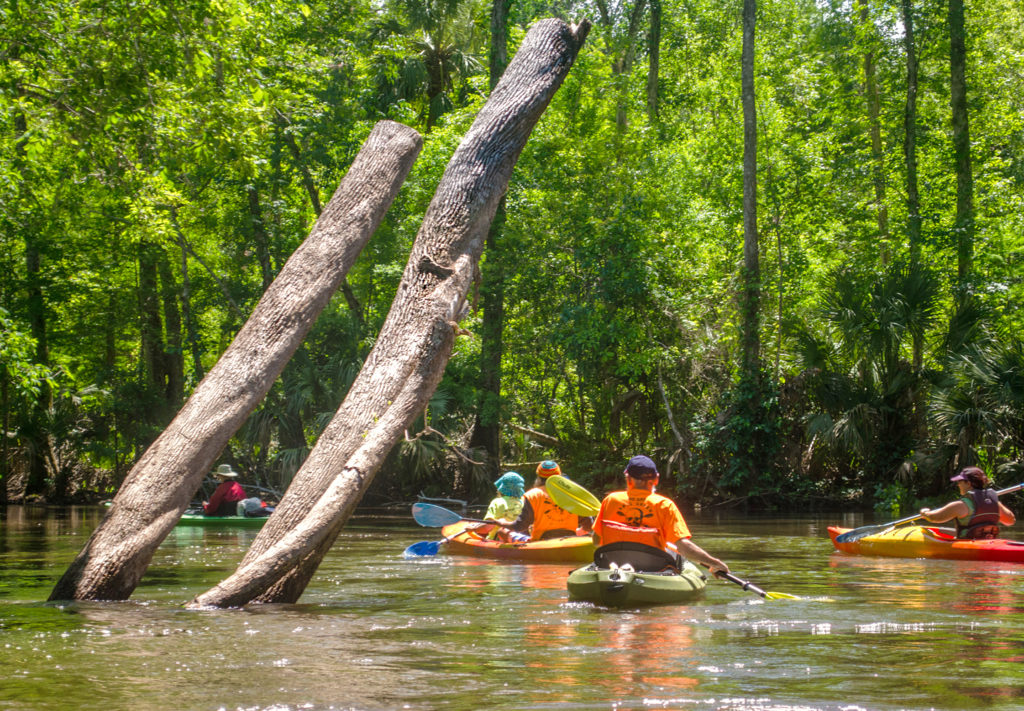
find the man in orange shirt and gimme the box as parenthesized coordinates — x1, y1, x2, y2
(593, 455, 729, 577)
(509, 460, 593, 541)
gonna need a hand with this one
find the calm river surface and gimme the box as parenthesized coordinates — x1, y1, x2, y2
(2, 505, 1023, 711)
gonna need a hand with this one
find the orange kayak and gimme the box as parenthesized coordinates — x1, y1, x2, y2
(828, 525, 1024, 563)
(440, 522, 596, 563)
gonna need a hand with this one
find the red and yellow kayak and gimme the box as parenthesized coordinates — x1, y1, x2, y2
(828, 525, 1024, 563)
(441, 523, 596, 563)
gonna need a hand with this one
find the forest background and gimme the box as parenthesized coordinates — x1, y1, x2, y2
(2, 0, 1023, 514)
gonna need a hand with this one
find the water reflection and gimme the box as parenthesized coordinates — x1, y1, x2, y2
(2, 507, 1024, 710)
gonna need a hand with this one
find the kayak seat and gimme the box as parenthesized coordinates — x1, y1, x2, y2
(594, 542, 681, 573)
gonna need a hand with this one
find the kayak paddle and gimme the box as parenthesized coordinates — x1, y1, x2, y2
(547, 475, 800, 600)
(412, 502, 492, 527)
(834, 481, 1024, 543)
(404, 525, 474, 557)
(546, 475, 600, 516)
(716, 572, 799, 600)
(404, 502, 506, 557)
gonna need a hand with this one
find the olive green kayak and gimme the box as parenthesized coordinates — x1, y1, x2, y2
(567, 559, 707, 606)
(177, 512, 269, 528)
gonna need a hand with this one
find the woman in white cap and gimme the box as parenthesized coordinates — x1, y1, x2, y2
(203, 464, 248, 517)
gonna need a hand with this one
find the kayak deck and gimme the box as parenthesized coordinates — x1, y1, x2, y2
(567, 560, 707, 606)
(828, 525, 1024, 562)
(178, 512, 269, 528)
(440, 522, 595, 562)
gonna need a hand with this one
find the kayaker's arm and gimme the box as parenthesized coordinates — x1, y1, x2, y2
(673, 537, 729, 578)
(508, 500, 535, 533)
(999, 502, 1016, 526)
(919, 500, 969, 523)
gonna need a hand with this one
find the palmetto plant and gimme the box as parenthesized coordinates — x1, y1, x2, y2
(792, 261, 940, 494)
(369, 0, 487, 130)
(931, 339, 1024, 467)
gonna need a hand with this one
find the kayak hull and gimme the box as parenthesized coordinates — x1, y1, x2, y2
(440, 523, 595, 562)
(828, 525, 1024, 563)
(177, 513, 269, 528)
(566, 560, 707, 606)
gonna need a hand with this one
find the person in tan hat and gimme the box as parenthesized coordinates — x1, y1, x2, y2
(507, 460, 593, 541)
(202, 464, 248, 517)
(919, 466, 1015, 539)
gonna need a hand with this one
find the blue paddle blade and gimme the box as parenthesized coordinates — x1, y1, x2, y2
(403, 540, 441, 557)
(412, 502, 464, 527)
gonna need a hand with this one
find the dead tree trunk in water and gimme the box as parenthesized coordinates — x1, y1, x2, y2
(191, 18, 591, 609)
(49, 121, 422, 602)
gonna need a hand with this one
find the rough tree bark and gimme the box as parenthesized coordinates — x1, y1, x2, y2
(49, 120, 422, 601)
(191, 18, 591, 609)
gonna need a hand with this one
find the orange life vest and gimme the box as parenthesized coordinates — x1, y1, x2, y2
(523, 487, 579, 541)
(598, 519, 666, 550)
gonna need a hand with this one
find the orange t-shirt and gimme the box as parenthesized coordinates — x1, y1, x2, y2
(522, 487, 580, 541)
(594, 487, 691, 549)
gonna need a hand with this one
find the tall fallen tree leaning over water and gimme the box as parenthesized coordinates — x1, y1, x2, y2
(191, 18, 591, 608)
(50, 121, 423, 602)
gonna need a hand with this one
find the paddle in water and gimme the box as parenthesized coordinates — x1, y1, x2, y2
(404, 502, 509, 557)
(545, 475, 799, 601)
(835, 482, 1024, 543)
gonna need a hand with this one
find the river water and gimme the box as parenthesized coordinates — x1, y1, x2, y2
(1, 505, 1023, 711)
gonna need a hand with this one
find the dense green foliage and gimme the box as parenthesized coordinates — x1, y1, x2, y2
(2, 0, 1023, 510)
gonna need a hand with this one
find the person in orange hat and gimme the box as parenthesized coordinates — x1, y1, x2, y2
(592, 455, 729, 577)
(507, 460, 593, 541)
(919, 466, 1015, 539)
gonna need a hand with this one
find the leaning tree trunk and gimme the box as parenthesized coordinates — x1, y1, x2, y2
(191, 18, 591, 609)
(49, 120, 422, 602)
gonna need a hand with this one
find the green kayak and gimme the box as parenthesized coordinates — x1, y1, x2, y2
(566, 542, 707, 606)
(177, 512, 269, 528)
(567, 559, 707, 606)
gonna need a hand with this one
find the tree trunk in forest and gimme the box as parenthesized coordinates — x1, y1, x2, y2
(191, 18, 591, 609)
(23, 239, 51, 498)
(1, 367, 7, 505)
(647, 0, 661, 120)
(468, 0, 515, 480)
(138, 241, 165, 395)
(858, 0, 889, 260)
(13, 98, 51, 500)
(902, 0, 924, 381)
(276, 108, 366, 325)
(740, 0, 760, 378)
(948, 0, 974, 287)
(174, 217, 205, 382)
(490, 0, 512, 87)
(903, 0, 921, 267)
(157, 252, 185, 407)
(49, 120, 422, 602)
(595, 0, 647, 133)
(247, 185, 274, 291)
(468, 206, 506, 478)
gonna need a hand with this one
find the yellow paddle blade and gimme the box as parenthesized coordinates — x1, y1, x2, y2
(546, 475, 600, 516)
(764, 591, 801, 600)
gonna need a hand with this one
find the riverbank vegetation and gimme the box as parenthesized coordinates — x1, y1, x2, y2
(3, 0, 1023, 511)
